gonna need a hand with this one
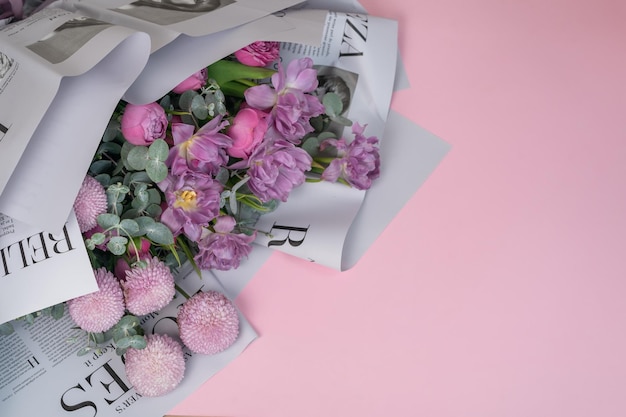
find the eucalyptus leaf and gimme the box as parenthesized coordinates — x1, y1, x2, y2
(332, 115, 353, 126)
(323, 92, 343, 117)
(102, 120, 120, 142)
(0, 322, 14, 335)
(119, 219, 141, 237)
(90, 160, 114, 175)
(117, 315, 140, 330)
(130, 171, 151, 184)
(97, 213, 120, 229)
(135, 216, 155, 235)
(148, 139, 169, 162)
(97, 141, 122, 156)
(179, 90, 199, 111)
(146, 222, 174, 245)
(128, 335, 147, 349)
(191, 95, 208, 119)
(121, 208, 140, 220)
(146, 160, 168, 183)
(145, 203, 162, 218)
(94, 173, 111, 187)
(147, 188, 162, 205)
(90, 233, 106, 245)
(127, 146, 149, 170)
(107, 236, 128, 255)
(51, 303, 64, 319)
(301, 136, 321, 156)
(115, 336, 133, 349)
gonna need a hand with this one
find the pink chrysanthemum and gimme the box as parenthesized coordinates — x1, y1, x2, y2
(124, 333, 185, 397)
(121, 257, 175, 316)
(73, 175, 108, 233)
(177, 291, 239, 355)
(67, 268, 125, 333)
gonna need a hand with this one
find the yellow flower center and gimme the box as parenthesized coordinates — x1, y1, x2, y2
(175, 190, 197, 211)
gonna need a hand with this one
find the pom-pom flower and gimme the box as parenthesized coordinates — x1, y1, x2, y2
(177, 291, 239, 355)
(121, 257, 176, 316)
(67, 268, 125, 333)
(73, 175, 107, 233)
(124, 334, 185, 397)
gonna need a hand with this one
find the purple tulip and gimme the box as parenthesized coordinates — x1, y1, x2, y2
(244, 58, 324, 144)
(159, 170, 223, 241)
(167, 116, 232, 176)
(321, 123, 381, 190)
(246, 139, 312, 203)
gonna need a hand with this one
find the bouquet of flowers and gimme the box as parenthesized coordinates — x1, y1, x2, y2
(30, 40, 381, 397)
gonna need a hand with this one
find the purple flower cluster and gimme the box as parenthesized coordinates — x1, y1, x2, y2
(321, 123, 381, 190)
(245, 57, 325, 144)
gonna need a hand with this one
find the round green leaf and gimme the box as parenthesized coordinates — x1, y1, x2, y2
(97, 213, 120, 229)
(127, 146, 149, 170)
(148, 139, 169, 162)
(323, 92, 343, 117)
(119, 219, 140, 236)
(146, 222, 174, 245)
(146, 160, 168, 183)
(107, 236, 128, 255)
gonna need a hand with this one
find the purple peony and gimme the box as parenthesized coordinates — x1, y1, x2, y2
(244, 58, 324, 143)
(234, 41, 280, 67)
(167, 116, 232, 176)
(159, 170, 223, 241)
(245, 139, 312, 202)
(194, 216, 256, 271)
(321, 123, 381, 190)
(124, 333, 185, 397)
(177, 290, 239, 355)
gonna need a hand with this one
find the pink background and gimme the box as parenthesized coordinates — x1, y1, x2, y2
(172, 0, 626, 416)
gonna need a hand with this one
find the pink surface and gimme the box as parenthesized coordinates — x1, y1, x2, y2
(171, 1, 626, 416)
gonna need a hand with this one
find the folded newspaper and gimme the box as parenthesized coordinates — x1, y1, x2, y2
(0, 1, 450, 415)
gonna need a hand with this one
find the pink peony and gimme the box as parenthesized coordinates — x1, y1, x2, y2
(120, 102, 168, 146)
(172, 68, 208, 94)
(124, 334, 185, 397)
(226, 107, 269, 159)
(121, 257, 175, 316)
(177, 291, 239, 355)
(73, 176, 108, 233)
(234, 41, 280, 67)
(67, 268, 125, 333)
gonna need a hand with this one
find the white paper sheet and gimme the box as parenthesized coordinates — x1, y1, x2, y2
(0, 211, 97, 324)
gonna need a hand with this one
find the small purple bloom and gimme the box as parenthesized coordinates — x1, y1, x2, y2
(167, 116, 232, 176)
(159, 170, 223, 241)
(321, 123, 381, 190)
(246, 139, 312, 203)
(244, 58, 324, 143)
(194, 216, 256, 271)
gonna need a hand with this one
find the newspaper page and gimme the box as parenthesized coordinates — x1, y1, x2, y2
(252, 11, 399, 269)
(64, 0, 306, 53)
(0, 211, 97, 324)
(0, 266, 257, 416)
(0, 7, 150, 234)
